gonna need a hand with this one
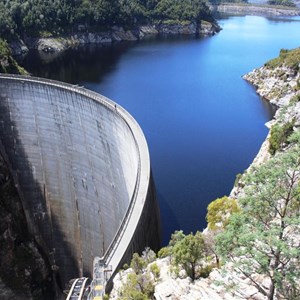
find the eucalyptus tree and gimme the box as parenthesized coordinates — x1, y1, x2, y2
(216, 135, 300, 300)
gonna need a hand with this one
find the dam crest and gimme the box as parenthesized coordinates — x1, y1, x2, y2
(0, 74, 160, 292)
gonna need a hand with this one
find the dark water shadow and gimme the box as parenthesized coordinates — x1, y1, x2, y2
(156, 191, 180, 246)
(19, 42, 138, 84)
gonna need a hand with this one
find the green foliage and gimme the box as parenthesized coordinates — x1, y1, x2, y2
(216, 140, 300, 299)
(0, 0, 215, 40)
(119, 248, 156, 300)
(206, 196, 240, 230)
(119, 273, 154, 300)
(267, 0, 296, 6)
(130, 253, 146, 274)
(150, 263, 160, 280)
(103, 294, 109, 300)
(234, 173, 242, 187)
(157, 246, 171, 258)
(269, 120, 294, 155)
(265, 48, 300, 71)
(172, 231, 207, 280)
(288, 129, 300, 144)
(154, 0, 213, 23)
(0, 38, 27, 74)
(142, 247, 156, 264)
(0, 39, 10, 58)
(198, 264, 213, 278)
(169, 230, 185, 246)
(203, 229, 222, 268)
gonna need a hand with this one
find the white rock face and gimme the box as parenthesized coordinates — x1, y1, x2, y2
(111, 256, 270, 300)
(243, 66, 300, 107)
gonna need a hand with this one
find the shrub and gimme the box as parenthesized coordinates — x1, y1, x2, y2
(234, 173, 242, 187)
(198, 264, 213, 278)
(157, 246, 171, 258)
(269, 121, 294, 155)
(150, 263, 160, 281)
(142, 247, 156, 264)
(206, 196, 240, 230)
(130, 253, 146, 274)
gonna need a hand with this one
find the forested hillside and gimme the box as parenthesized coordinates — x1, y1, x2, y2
(0, 0, 215, 39)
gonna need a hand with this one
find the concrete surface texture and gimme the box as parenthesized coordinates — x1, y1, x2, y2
(0, 74, 160, 288)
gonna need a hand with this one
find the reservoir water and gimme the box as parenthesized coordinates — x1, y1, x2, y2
(22, 15, 300, 244)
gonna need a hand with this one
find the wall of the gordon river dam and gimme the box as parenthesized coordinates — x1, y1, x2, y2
(0, 74, 161, 289)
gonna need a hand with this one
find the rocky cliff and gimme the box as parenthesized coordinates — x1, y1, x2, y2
(0, 148, 56, 299)
(9, 22, 220, 55)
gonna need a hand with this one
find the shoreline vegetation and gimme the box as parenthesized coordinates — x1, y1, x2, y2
(1, 0, 220, 59)
(1, 0, 299, 71)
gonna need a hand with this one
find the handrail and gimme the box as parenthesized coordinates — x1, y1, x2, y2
(66, 277, 89, 300)
(0, 74, 146, 275)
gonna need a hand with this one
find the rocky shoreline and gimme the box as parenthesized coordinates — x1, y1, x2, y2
(9, 21, 220, 56)
(211, 3, 300, 16)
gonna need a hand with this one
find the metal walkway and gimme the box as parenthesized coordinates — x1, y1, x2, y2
(66, 277, 89, 300)
(66, 257, 112, 300)
(87, 257, 112, 300)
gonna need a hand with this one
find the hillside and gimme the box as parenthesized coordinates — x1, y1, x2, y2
(0, 1, 221, 56)
(0, 39, 27, 74)
(109, 47, 300, 300)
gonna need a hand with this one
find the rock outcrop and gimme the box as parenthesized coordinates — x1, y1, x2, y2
(211, 3, 300, 16)
(9, 22, 220, 56)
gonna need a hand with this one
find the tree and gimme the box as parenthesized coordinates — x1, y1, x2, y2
(119, 273, 153, 300)
(169, 230, 185, 246)
(154, 0, 212, 23)
(216, 139, 300, 300)
(206, 196, 240, 230)
(172, 231, 207, 280)
(0, 2, 16, 38)
(150, 263, 160, 281)
(130, 253, 147, 274)
(203, 229, 222, 268)
(119, 250, 155, 300)
(142, 247, 157, 264)
(269, 120, 294, 155)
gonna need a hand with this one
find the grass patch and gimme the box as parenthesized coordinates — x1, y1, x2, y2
(265, 48, 300, 71)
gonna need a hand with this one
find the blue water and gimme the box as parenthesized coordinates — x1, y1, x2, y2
(22, 15, 300, 244)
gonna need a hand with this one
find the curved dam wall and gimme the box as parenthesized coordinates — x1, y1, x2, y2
(0, 74, 161, 288)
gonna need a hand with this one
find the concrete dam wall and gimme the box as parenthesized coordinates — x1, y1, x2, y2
(0, 74, 160, 289)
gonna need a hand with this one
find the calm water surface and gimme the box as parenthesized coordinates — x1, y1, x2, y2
(22, 16, 300, 244)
